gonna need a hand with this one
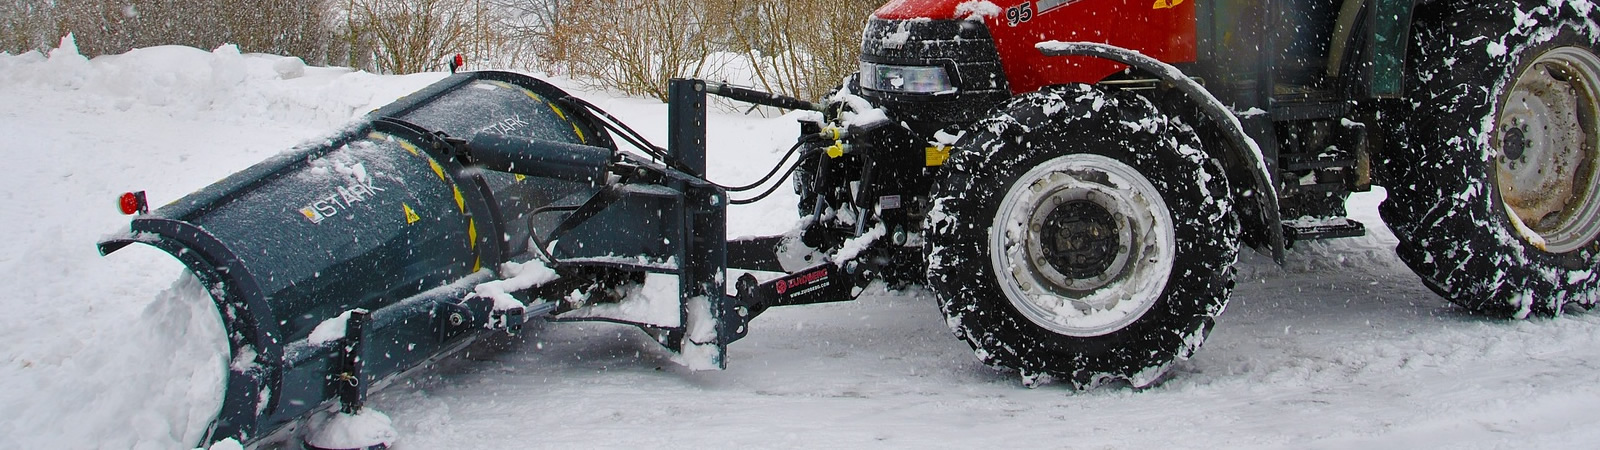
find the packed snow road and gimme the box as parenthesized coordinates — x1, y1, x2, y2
(371, 222, 1600, 449)
(1, 45, 1597, 449)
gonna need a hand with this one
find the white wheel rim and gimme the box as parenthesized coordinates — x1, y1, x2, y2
(990, 154, 1175, 337)
(1497, 46, 1600, 253)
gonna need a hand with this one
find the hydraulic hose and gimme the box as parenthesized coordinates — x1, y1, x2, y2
(712, 140, 808, 192)
(730, 155, 811, 205)
(562, 93, 822, 204)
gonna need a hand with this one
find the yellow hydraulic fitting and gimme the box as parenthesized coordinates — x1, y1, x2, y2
(820, 126, 848, 158)
(826, 141, 846, 158)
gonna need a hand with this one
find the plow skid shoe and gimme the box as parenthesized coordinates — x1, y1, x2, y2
(97, 71, 619, 446)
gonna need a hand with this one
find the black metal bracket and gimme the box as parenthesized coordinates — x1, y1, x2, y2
(703, 81, 825, 112)
(334, 309, 370, 414)
(667, 79, 735, 366)
(492, 305, 525, 336)
(1284, 219, 1367, 245)
(727, 253, 881, 342)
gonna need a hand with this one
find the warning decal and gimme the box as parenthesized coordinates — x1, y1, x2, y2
(301, 207, 326, 224)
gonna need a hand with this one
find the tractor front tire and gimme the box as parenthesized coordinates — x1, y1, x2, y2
(1384, 0, 1600, 317)
(925, 85, 1239, 388)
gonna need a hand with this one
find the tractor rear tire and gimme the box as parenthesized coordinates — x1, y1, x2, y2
(925, 85, 1239, 388)
(1383, 0, 1600, 317)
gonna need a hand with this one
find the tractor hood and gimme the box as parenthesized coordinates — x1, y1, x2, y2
(871, 0, 1197, 95)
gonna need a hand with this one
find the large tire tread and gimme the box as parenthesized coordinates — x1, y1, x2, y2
(925, 85, 1239, 388)
(1385, 0, 1600, 317)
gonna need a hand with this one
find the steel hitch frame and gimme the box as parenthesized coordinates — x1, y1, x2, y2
(538, 78, 891, 355)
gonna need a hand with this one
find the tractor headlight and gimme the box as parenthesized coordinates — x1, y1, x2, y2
(859, 62, 954, 94)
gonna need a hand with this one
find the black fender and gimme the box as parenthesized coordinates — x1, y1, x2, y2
(1038, 41, 1286, 263)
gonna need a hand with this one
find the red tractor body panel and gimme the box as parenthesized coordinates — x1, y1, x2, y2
(874, 0, 1197, 94)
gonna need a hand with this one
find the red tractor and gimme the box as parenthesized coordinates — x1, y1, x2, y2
(787, 0, 1600, 387)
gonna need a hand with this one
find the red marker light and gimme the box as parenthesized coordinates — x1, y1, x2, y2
(118, 191, 148, 215)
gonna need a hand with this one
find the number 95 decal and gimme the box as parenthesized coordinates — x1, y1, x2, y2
(1006, 2, 1034, 27)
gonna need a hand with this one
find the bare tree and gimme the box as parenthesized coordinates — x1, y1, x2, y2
(46, 0, 129, 56)
(328, 0, 378, 71)
(0, 0, 57, 53)
(499, 0, 876, 103)
(491, 0, 573, 72)
(222, 0, 334, 63)
(4, 0, 332, 61)
(713, 0, 879, 102)
(352, 0, 496, 74)
(552, 0, 716, 101)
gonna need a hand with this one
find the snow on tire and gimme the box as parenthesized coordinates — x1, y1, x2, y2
(924, 84, 1239, 389)
(1383, 0, 1600, 317)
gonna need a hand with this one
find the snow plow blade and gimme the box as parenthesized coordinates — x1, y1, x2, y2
(94, 71, 652, 445)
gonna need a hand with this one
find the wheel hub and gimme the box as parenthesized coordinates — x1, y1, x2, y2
(1039, 199, 1122, 280)
(992, 154, 1175, 337)
(1502, 125, 1530, 161)
(1024, 189, 1135, 294)
(1496, 47, 1600, 253)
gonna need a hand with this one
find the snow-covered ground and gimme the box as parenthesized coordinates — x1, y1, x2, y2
(3, 41, 1599, 449)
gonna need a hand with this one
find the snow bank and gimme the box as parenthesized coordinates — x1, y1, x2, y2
(0, 269, 227, 449)
(0, 37, 446, 129)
